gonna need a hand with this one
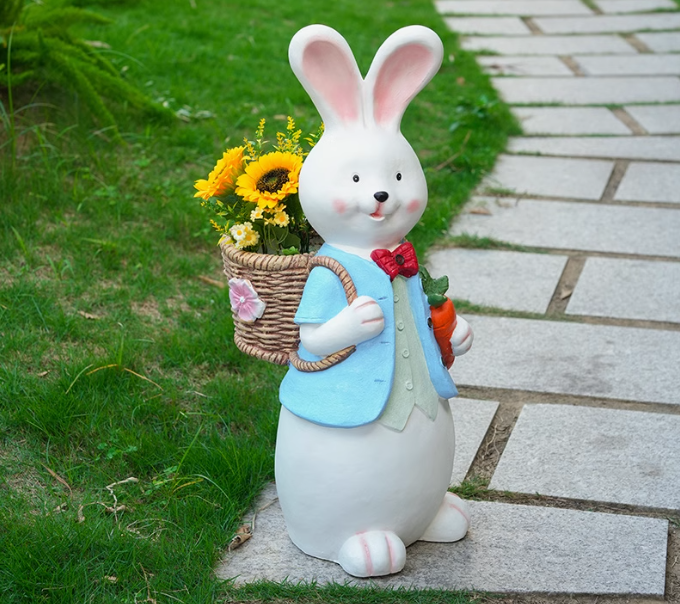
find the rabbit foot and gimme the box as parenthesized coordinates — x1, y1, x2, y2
(420, 492, 470, 542)
(337, 530, 406, 577)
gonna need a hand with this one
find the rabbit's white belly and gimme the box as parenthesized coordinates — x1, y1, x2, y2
(275, 397, 454, 563)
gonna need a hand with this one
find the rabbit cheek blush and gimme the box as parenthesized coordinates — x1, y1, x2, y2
(276, 24, 473, 578)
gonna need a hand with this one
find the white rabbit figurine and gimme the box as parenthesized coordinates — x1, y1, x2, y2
(276, 24, 474, 578)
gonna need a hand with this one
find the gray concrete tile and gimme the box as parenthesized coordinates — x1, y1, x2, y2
(491, 404, 680, 510)
(444, 17, 532, 35)
(575, 54, 680, 76)
(534, 13, 680, 33)
(450, 397, 499, 485)
(615, 161, 680, 203)
(477, 55, 576, 76)
(451, 315, 680, 405)
(595, 0, 676, 12)
(216, 493, 668, 595)
(462, 34, 636, 55)
(509, 135, 680, 161)
(625, 104, 680, 133)
(636, 32, 680, 52)
(451, 197, 680, 257)
(428, 248, 568, 313)
(483, 155, 614, 200)
(567, 257, 680, 322)
(492, 76, 680, 105)
(513, 107, 631, 135)
(436, 0, 594, 15)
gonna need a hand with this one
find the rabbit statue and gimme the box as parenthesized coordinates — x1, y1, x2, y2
(276, 24, 474, 578)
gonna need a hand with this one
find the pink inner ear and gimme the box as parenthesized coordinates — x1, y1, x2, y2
(302, 41, 360, 122)
(373, 44, 433, 126)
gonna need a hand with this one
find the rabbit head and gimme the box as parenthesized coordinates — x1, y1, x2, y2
(289, 25, 443, 253)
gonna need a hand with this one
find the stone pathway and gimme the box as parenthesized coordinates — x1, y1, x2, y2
(217, 2, 679, 600)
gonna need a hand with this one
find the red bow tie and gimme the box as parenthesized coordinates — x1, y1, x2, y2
(370, 242, 419, 281)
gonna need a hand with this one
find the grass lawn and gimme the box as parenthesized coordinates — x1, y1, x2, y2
(0, 0, 517, 601)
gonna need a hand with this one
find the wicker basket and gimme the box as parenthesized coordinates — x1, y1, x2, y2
(220, 242, 358, 372)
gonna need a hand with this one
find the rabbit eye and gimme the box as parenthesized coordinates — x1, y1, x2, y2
(396, 172, 402, 181)
(352, 174, 360, 183)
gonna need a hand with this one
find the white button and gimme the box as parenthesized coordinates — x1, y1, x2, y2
(394, 294, 400, 303)
(397, 320, 405, 331)
(402, 349, 410, 358)
(405, 380, 413, 391)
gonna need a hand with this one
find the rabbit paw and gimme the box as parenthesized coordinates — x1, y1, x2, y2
(420, 492, 470, 542)
(451, 315, 473, 357)
(337, 530, 406, 577)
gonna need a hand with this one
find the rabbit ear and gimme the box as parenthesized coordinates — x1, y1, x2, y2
(364, 26, 443, 131)
(289, 25, 364, 130)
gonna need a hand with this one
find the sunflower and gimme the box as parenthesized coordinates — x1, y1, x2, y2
(194, 146, 245, 200)
(235, 151, 302, 209)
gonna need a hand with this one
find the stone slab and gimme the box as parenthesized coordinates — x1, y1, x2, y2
(492, 76, 680, 105)
(444, 17, 532, 35)
(625, 104, 680, 133)
(450, 397, 499, 485)
(462, 34, 636, 55)
(513, 107, 631, 135)
(216, 493, 668, 595)
(436, 0, 594, 15)
(509, 135, 680, 161)
(451, 197, 680, 257)
(428, 248, 568, 313)
(450, 315, 680, 405)
(567, 257, 680, 322)
(534, 13, 680, 33)
(615, 161, 680, 203)
(477, 55, 576, 76)
(490, 403, 680, 510)
(575, 53, 680, 76)
(636, 32, 680, 52)
(595, 0, 676, 12)
(483, 155, 614, 200)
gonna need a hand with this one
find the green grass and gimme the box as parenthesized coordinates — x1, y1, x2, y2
(0, 0, 517, 601)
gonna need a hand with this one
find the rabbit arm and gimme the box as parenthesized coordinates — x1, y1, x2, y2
(300, 296, 385, 356)
(450, 315, 473, 357)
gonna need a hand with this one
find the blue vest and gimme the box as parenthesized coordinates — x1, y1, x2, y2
(279, 244, 458, 428)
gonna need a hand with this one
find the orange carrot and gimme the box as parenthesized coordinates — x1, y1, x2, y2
(431, 297, 457, 369)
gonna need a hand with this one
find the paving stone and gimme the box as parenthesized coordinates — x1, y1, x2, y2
(216, 493, 668, 595)
(513, 107, 631, 135)
(428, 248, 568, 313)
(534, 13, 680, 33)
(636, 32, 680, 52)
(615, 161, 680, 203)
(444, 17, 532, 35)
(435, 0, 594, 16)
(477, 55, 576, 76)
(490, 404, 680, 510)
(451, 315, 680, 405)
(450, 397, 499, 485)
(492, 76, 680, 105)
(575, 54, 680, 76)
(595, 0, 676, 12)
(482, 155, 613, 200)
(625, 104, 680, 133)
(462, 34, 636, 55)
(567, 257, 680, 322)
(509, 135, 680, 161)
(451, 197, 680, 257)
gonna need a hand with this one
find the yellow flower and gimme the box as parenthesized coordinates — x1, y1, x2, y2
(273, 211, 289, 228)
(241, 230, 260, 249)
(194, 146, 245, 200)
(230, 223, 248, 242)
(235, 151, 302, 209)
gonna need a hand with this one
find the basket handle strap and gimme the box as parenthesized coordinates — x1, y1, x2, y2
(288, 255, 359, 373)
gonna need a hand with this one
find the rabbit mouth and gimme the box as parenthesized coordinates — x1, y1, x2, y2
(369, 204, 386, 221)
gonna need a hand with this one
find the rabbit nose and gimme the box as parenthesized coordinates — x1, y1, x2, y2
(374, 191, 389, 203)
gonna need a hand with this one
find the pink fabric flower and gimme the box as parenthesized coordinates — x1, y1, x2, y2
(228, 278, 266, 323)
